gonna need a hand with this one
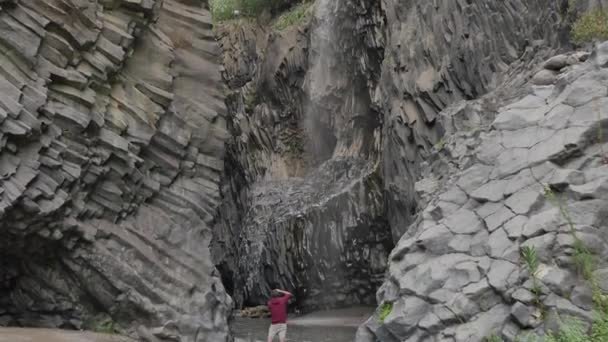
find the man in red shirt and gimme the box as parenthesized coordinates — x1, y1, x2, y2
(267, 288, 293, 342)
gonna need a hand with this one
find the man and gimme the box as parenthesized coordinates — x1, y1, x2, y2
(267, 288, 293, 342)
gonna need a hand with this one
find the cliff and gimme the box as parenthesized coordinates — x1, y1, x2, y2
(0, 0, 231, 341)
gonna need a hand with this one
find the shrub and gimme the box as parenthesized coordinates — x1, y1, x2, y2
(379, 302, 393, 323)
(571, 9, 608, 44)
(83, 314, 121, 334)
(545, 319, 588, 342)
(521, 245, 544, 308)
(485, 334, 504, 342)
(209, 0, 242, 21)
(274, 1, 312, 31)
(209, 0, 289, 21)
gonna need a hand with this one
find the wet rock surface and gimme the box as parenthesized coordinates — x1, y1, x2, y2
(358, 43, 608, 341)
(213, 0, 389, 312)
(0, 328, 134, 342)
(233, 306, 371, 342)
(0, 0, 231, 341)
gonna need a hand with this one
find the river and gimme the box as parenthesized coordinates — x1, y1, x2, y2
(233, 307, 372, 342)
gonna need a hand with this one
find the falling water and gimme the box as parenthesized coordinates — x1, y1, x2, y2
(304, 0, 339, 163)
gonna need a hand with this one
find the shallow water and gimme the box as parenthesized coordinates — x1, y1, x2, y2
(0, 328, 132, 342)
(233, 307, 372, 342)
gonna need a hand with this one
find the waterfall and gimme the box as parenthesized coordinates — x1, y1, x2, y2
(304, 0, 340, 163)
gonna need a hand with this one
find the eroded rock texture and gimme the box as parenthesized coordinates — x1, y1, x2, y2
(379, 0, 589, 240)
(357, 40, 608, 342)
(213, 0, 391, 311)
(0, 0, 231, 341)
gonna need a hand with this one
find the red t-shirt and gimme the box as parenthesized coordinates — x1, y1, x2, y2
(267, 294, 291, 324)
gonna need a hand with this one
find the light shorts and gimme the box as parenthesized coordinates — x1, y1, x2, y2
(268, 323, 287, 341)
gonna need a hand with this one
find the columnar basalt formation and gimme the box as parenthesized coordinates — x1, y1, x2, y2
(212, 0, 390, 311)
(379, 0, 589, 240)
(358, 43, 608, 342)
(0, 0, 231, 341)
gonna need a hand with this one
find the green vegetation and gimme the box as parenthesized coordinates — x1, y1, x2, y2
(485, 334, 504, 342)
(379, 302, 393, 323)
(83, 314, 121, 334)
(571, 9, 608, 44)
(484, 315, 608, 342)
(244, 88, 258, 113)
(209, 0, 309, 23)
(521, 246, 543, 308)
(542, 316, 608, 342)
(274, 1, 312, 31)
(542, 186, 596, 281)
(434, 138, 447, 151)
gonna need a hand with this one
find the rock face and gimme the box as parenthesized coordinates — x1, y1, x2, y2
(212, 0, 391, 311)
(0, 0, 231, 341)
(379, 0, 587, 241)
(357, 42, 608, 342)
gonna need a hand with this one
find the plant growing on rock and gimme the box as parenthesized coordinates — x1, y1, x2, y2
(83, 314, 121, 334)
(521, 245, 543, 307)
(485, 334, 504, 342)
(434, 137, 447, 152)
(542, 186, 597, 282)
(274, 1, 312, 31)
(378, 302, 393, 323)
(571, 9, 608, 44)
(210, 0, 304, 22)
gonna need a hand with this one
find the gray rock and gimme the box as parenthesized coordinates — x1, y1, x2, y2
(504, 215, 529, 240)
(462, 279, 501, 311)
(570, 284, 594, 311)
(539, 104, 574, 130)
(485, 206, 516, 232)
(487, 260, 519, 293)
(548, 169, 586, 189)
(416, 224, 454, 254)
(522, 233, 557, 261)
(543, 54, 570, 70)
(547, 295, 594, 322)
(596, 268, 608, 293)
(486, 229, 514, 259)
(539, 267, 576, 297)
(0, 1, 233, 340)
(522, 209, 562, 238)
(531, 69, 558, 85)
(384, 297, 430, 339)
(439, 186, 469, 205)
(511, 302, 540, 328)
(471, 180, 508, 202)
(570, 177, 608, 200)
(457, 165, 494, 194)
(442, 208, 485, 234)
(512, 288, 536, 305)
(505, 189, 543, 215)
(452, 304, 510, 342)
(563, 74, 608, 107)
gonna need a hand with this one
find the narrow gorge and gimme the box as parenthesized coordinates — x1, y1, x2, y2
(0, 0, 607, 341)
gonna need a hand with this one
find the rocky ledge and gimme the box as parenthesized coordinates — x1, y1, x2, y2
(358, 42, 608, 342)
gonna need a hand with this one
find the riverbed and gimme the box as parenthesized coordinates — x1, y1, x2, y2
(233, 306, 372, 342)
(0, 328, 133, 342)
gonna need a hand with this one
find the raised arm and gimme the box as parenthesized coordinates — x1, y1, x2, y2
(274, 289, 293, 298)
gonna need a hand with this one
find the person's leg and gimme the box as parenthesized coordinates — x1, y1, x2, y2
(278, 324, 287, 342)
(267, 324, 276, 342)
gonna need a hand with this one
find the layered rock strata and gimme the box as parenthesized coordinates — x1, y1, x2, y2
(0, 0, 231, 341)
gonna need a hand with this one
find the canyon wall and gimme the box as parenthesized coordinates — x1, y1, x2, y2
(0, 0, 231, 341)
(212, 0, 392, 311)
